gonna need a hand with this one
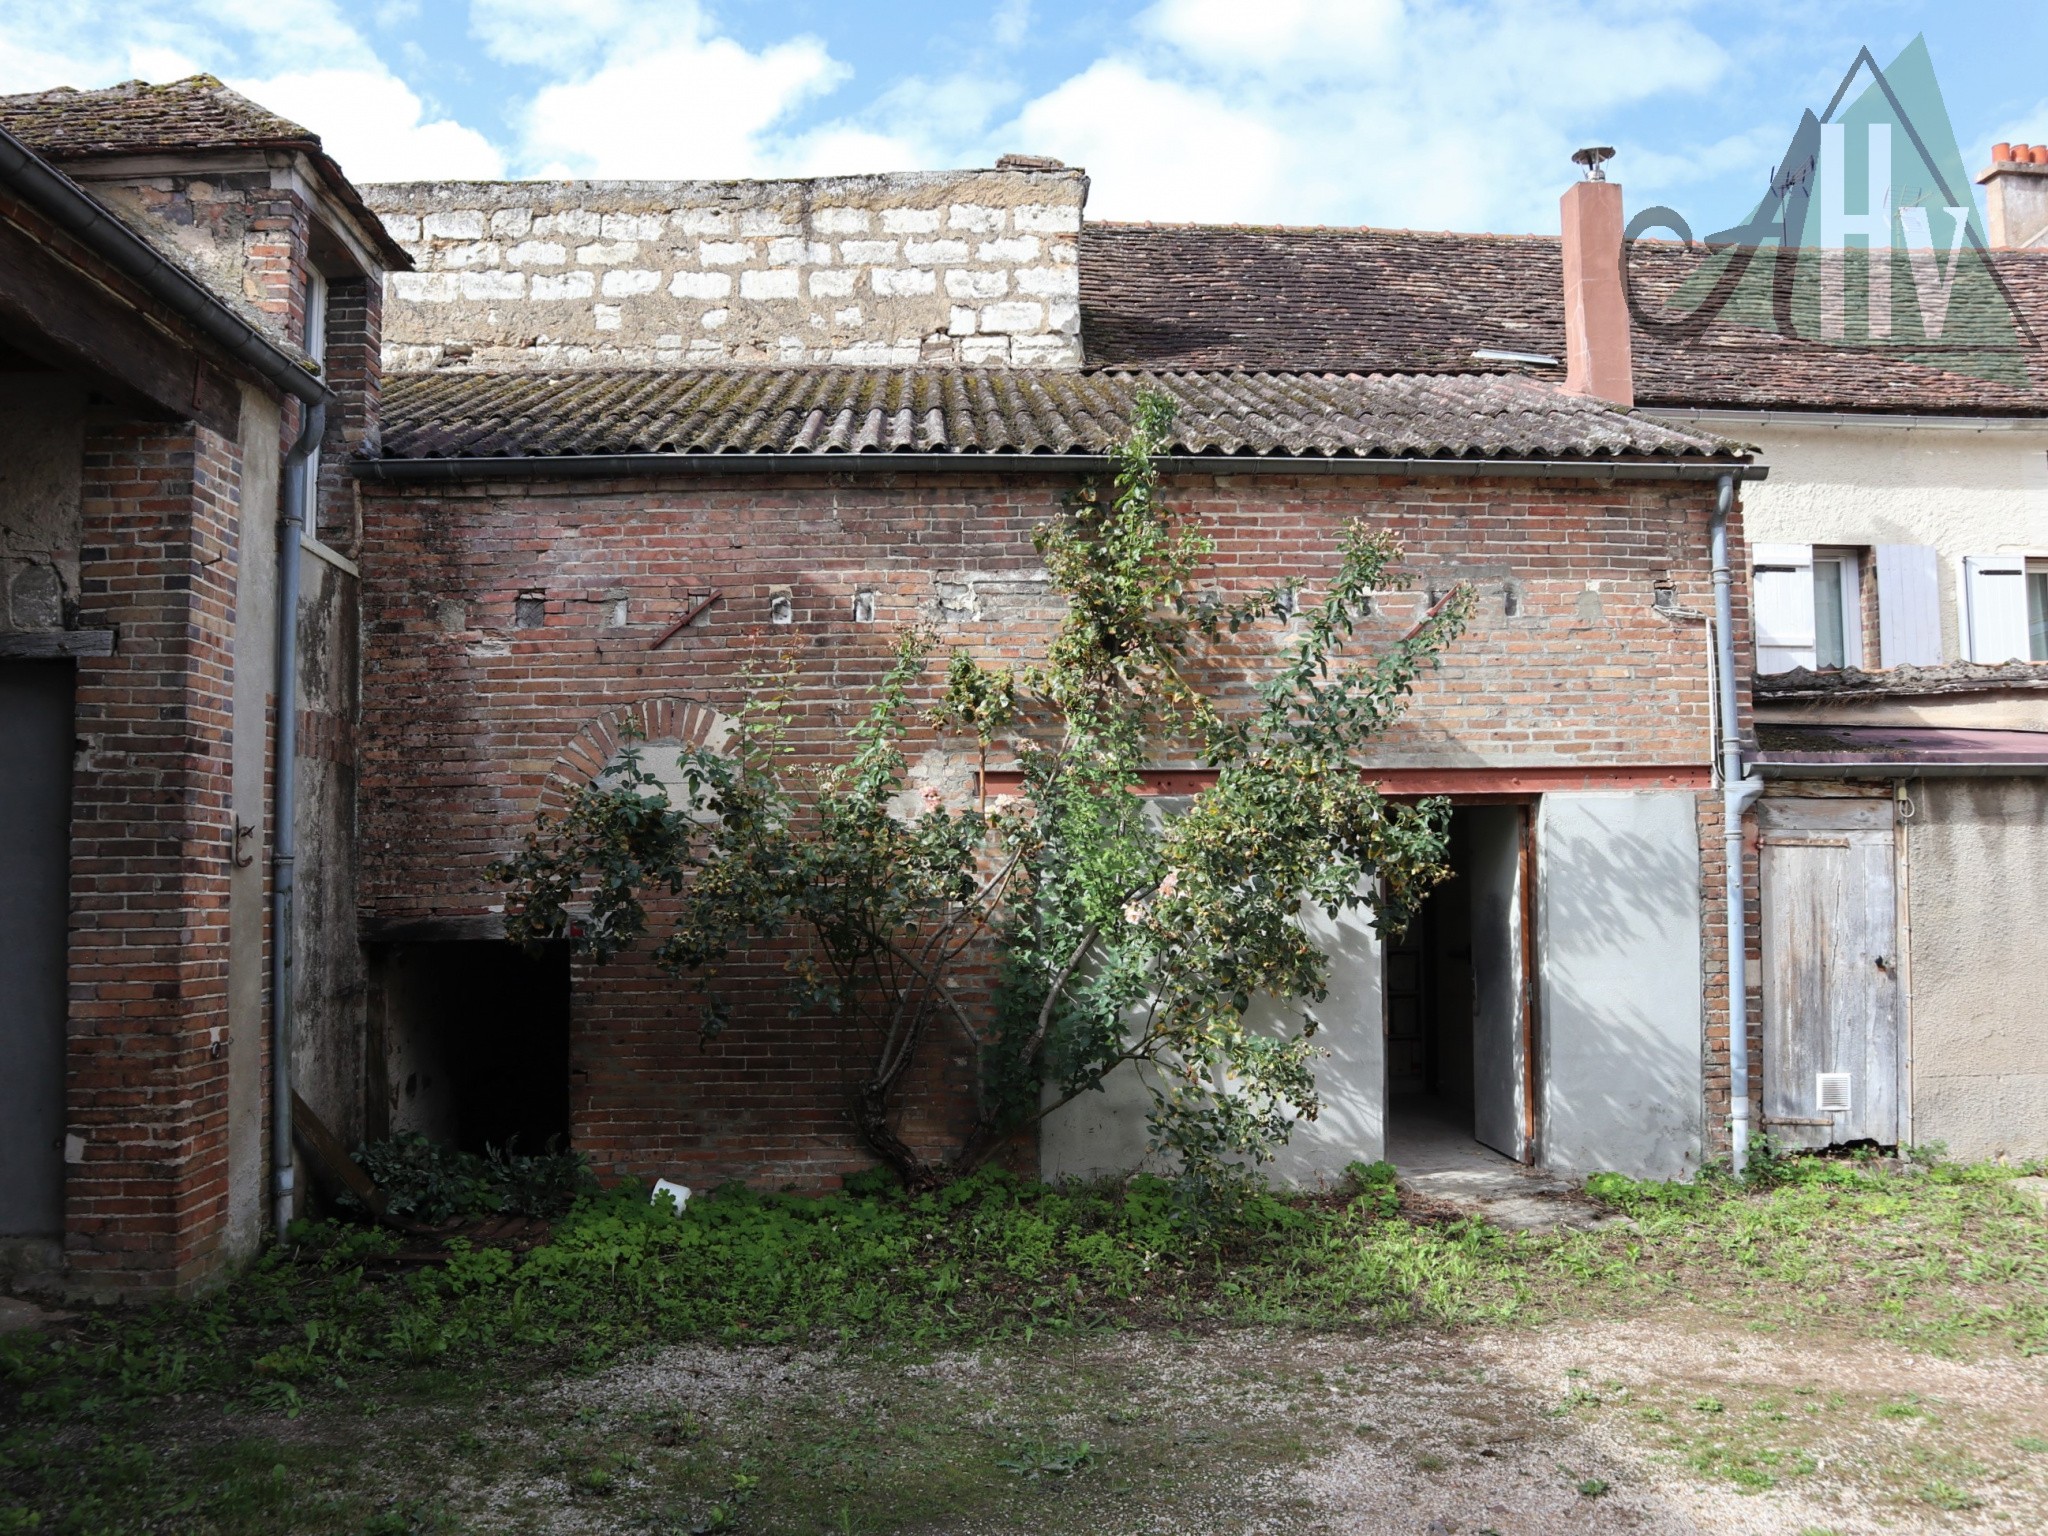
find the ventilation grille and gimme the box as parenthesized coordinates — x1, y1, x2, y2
(1816, 1072, 1852, 1113)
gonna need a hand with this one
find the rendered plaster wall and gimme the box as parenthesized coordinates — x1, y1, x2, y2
(1661, 414, 2048, 664)
(1037, 901, 1386, 1188)
(0, 376, 86, 635)
(362, 168, 1086, 373)
(1905, 777, 2048, 1160)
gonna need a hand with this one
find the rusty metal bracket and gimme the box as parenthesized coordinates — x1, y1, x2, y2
(649, 588, 721, 650)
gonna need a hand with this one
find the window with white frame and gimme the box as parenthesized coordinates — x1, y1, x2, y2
(2028, 560, 2048, 662)
(1752, 543, 1864, 673)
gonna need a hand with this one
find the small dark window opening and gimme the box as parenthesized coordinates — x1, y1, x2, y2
(514, 590, 546, 628)
(852, 590, 876, 623)
(769, 593, 793, 625)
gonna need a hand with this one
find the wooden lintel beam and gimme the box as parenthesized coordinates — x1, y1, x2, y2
(0, 210, 241, 437)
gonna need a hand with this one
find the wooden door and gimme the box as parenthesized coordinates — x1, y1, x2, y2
(1468, 805, 1528, 1162)
(1758, 797, 1900, 1149)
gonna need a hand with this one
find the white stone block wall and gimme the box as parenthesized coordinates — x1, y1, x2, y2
(363, 167, 1088, 372)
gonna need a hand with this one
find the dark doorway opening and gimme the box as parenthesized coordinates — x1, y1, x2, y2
(0, 660, 73, 1237)
(366, 941, 572, 1155)
(1385, 804, 1536, 1168)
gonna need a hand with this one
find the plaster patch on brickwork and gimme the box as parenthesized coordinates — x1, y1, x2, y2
(364, 167, 1088, 372)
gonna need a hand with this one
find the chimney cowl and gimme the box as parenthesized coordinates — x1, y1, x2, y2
(1571, 146, 1616, 182)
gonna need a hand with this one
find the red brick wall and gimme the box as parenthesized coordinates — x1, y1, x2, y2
(355, 469, 1753, 1184)
(66, 422, 246, 1291)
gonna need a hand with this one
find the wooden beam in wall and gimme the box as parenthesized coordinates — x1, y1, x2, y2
(0, 211, 241, 437)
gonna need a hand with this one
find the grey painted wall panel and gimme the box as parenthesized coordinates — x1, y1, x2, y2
(1538, 792, 1705, 1181)
(1905, 778, 2048, 1160)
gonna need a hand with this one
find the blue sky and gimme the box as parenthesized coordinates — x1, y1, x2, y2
(3, 2, 2045, 237)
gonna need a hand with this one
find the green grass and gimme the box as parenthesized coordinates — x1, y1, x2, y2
(4, 1152, 2046, 1531)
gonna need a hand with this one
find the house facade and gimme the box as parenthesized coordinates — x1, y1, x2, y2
(0, 77, 403, 1295)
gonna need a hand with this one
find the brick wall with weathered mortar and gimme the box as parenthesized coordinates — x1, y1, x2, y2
(362, 168, 1087, 374)
(354, 469, 1754, 1188)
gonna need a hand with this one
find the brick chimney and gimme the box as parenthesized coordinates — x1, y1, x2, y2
(1559, 147, 1634, 407)
(1978, 142, 2048, 248)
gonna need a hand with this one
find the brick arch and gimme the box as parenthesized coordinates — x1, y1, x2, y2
(536, 696, 734, 819)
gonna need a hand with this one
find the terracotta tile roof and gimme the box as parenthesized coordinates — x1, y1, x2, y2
(374, 366, 1743, 463)
(0, 75, 410, 268)
(1080, 223, 2048, 415)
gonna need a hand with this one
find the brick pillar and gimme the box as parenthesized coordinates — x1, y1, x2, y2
(66, 421, 246, 1294)
(316, 275, 382, 551)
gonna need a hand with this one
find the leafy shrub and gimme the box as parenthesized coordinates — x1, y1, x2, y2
(342, 1133, 596, 1224)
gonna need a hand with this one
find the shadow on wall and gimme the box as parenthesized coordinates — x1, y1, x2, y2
(1536, 793, 1705, 1182)
(366, 940, 572, 1154)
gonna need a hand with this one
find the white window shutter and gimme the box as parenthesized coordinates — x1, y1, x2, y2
(1964, 555, 2029, 662)
(1876, 544, 1942, 666)
(1752, 542, 1816, 673)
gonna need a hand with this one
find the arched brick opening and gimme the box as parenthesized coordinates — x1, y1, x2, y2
(536, 695, 732, 820)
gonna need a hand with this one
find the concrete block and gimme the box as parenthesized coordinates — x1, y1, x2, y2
(674, 209, 730, 235)
(812, 207, 870, 234)
(881, 207, 942, 234)
(872, 268, 937, 296)
(379, 212, 421, 242)
(440, 241, 501, 269)
(808, 270, 857, 298)
(505, 240, 567, 267)
(1048, 300, 1080, 333)
(948, 305, 978, 336)
(686, 338, 727, 361)
(601, 212, 665, 240)
(576, 240, 640, 265)
(1016, 265, 1078, 297)
(1010, 333, 1079, 364)
(490, 208, 533, 237)
(839, 239, 900, 265)
(959, 335, 1009, 364)
(593, 303, 622, 331)
(600, 269, 662, 297)
(979, 236, 1041, 263)
(832, 305, 863, 325)
(904, 238, 970, 264)
(945, 269, 1007, 300)
(947, 203, 1005, 233)
(739, 208, 794, 236)
(740, 268, 800, 300)
(700, 308, 728, 329)
(978, 300, 1044, 333)
(699, 240, 753, 266)
(768, 238, 832, 266)
(1014, 203, 1082, 233)
(531, 271, 596, 300)
(391, 272, 459, 303)
(831, 340, 921, 364)
(535, 209, 600, 238)
(459, 271, 526, 300)
(422, 209, 485, 240)
(670, 271, 732, 300)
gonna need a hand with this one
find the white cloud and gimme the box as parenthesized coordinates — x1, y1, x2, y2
(227, 68, 503, 181)
(0, 0, 500, 181)
(985, 0, 1735, 231)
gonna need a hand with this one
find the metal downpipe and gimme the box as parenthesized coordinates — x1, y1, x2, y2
(1711, 472, 1763, 1178)
(272, 401, 324, 1241)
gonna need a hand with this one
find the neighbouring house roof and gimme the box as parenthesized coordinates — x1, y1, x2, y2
(1080, 223, 2048, 416)
(1756, 660, 2048, 700)
(371, 365, 1747, 466)
(1755, 722, 2048, 774)
(0, 75, 410, 269)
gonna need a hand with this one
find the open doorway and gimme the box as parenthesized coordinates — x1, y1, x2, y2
(1384, 804, 1536, 1169)
(365, 941, 573, 1155)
